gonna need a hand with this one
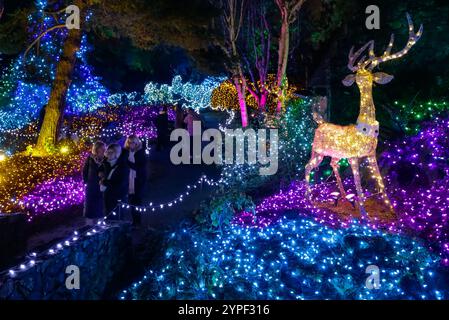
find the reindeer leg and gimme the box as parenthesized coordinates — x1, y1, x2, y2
(349, 158, 367, 217)
(305, 152, 324, 201)
(330, 158, 347, 201)
(367, 155, 395, 214)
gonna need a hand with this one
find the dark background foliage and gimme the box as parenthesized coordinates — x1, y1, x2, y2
(1, 0, 448, 135)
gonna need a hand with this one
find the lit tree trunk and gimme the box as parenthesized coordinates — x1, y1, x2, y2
(276, 16, 289, 113)
(234, 76, 248, 127)
(274, 0, 305, 113)
(243, 0, 270, 114)
(35, 27, 82, 154)
(259, 89, 268, 111)
(220, 0, 249, 127)
(33, 0, 86, 154)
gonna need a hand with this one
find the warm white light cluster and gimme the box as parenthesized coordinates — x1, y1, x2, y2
(305, 13, 423, 215)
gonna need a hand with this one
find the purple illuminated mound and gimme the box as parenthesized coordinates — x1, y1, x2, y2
(119, 216, 448, 300)
(114, 105, 175, 139)
(18, 176, 84, 217)
(235, 116, 449, 266)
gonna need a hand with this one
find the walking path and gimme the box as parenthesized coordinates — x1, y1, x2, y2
(25, 110, 226, 252)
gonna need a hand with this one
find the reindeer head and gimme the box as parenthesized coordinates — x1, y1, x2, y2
(342, 13, 423, 89)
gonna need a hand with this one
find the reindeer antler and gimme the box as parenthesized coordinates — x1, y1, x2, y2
(347, 40, 374, 72)
(361, 13, 423, 70)
(347, 14, 423, 72)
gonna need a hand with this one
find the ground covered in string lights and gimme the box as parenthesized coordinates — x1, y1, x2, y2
(119, 216, 449, 300)
(234, 116, 449, 266)
(119, 114, 449, 300)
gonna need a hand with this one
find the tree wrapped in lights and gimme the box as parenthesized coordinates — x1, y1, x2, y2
(107, 92, 145, 107)
(215, 0, 304, 125)
(0, 0, 108, 140)
(305, 14, 423, 216)
(211, 79, 257, 112)
(143, 75, 225, 111)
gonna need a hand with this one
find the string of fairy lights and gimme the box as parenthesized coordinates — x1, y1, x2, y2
(2, 174, 219, 280)
(4, 221, 109, 279)
(110, 175, 219, 216)
(2, 107, 247, 279)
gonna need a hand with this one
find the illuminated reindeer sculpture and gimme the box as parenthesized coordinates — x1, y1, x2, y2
(305, 13, 423, 216)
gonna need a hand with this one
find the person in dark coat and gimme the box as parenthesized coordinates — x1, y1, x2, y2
(122, 135, 147, 226)
(174, 104, 185, 129)
(155, 106, 169, 151)
(82, 141, 106, 225)
(100, 143, 129, 217)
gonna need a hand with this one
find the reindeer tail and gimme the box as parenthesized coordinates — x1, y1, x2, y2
(312, 96, 328, 125)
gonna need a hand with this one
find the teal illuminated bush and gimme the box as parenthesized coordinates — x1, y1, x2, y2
(120, 216, 448, 300)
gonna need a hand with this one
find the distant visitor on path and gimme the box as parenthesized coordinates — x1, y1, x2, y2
(100, 143, 129, 216)
(123, 135, 147, 226)
(184, 108, 202, 162)
(184, 107, 201, 136)
(82, 141, 106, 225)
(174, 104, 185, 129)
(155, 106, 169, 151)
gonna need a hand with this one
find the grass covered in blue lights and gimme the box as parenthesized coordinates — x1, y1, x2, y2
(120, 216, 449, 300)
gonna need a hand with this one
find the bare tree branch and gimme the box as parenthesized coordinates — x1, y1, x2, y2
(0, 0, 4, 20)
(43, 8, 67, 15)
(289, 0, 306, 22)
(23, 24, 67, 60)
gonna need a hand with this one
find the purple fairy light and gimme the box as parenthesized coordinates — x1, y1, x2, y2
(18, 176, 85, 217)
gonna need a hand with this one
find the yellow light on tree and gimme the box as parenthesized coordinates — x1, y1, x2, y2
(60, 146, 70, 154)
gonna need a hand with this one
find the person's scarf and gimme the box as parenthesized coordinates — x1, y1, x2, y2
(92, 155, 103, 166)
(128, 151, 136, 195)
(100, 159, 118, 192)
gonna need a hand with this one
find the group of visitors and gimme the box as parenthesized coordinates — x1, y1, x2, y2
(82, 135, 146, 226)
(82, 105, 203, 226)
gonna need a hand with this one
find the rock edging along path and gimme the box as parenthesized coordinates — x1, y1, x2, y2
(0, 222, 131, 300)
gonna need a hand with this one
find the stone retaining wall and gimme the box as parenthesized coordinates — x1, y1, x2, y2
(0, 213, 27, 269)
(0, 222, 131, 300)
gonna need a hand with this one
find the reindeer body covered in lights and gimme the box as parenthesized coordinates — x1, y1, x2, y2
(305, 14, 423, 216)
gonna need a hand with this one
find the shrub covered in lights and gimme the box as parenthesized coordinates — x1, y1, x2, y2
(0, 153, 86, 218)
(211, 80, 258, 111)
(211, 75, 297, 115)
(120, 216, 448, 300)
(393, 100, 449, 135)
(196, 192, 255, 233)
(219, 97, 315, 192)
(143, 75, 225, 111)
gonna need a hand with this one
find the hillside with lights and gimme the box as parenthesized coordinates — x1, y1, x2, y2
(0, 0, 448, 302)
